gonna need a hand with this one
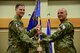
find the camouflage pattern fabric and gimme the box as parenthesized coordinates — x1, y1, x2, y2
(7, 15, 37, 53)
(42, 19, 76, 53)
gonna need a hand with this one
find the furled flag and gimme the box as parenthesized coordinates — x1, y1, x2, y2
(46, 19, 53, 53)
(27, 0, 40, 31)
(39, 17, 42, 40)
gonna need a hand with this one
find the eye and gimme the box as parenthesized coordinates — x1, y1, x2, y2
(20, 9, 22, 11)
(58, 12, 59, 14)
(58, 12, 64, 14)
(23, 9, 25, 11)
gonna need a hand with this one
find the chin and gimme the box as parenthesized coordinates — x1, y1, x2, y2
(20, 15, 24, 17)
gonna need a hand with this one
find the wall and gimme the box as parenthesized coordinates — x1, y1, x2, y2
(0, 1, 35, 18)
(0, 0, 80, 53)
(48, 1, 80, 18)
(0, 1, 80, 18)
(0, 30, 8, 53)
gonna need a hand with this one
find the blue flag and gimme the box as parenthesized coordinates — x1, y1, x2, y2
(47, 19, 51, 35)
(46, 19, 53, 53)
(36, 0, 40, 18)
(27, 0, 40, 31)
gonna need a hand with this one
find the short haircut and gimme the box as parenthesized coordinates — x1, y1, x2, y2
(15, 3, 25, 9)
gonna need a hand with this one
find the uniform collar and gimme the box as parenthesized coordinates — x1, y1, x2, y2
(14, 15, 22, 21)
(61, 18, 68, 23)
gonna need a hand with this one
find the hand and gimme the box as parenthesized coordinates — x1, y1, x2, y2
(36, 25, 41, 30)
(37, 30, 42, 35)
(36, 25, 42, 35)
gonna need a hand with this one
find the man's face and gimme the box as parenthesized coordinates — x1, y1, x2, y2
(57, 9, 67, 20)
(16, 6, 25, 17)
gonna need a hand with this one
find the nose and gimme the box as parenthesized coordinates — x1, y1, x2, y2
(21, 9, 25, 12)
(58, 13, 61, 17)
(22, 10, 25, 12)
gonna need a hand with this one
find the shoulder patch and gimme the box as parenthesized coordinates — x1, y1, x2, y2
(16, 24, 18, 27)
(60, 24, 66, 30)
(62, 24, 66, 29)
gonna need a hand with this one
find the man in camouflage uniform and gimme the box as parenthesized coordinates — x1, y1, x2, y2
(7, 3, 37, 53)
(38, 8, 76, 53)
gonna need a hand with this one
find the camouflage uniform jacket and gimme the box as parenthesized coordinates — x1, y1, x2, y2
(42, 19, 76, 53)
(7, 16, 37, 53)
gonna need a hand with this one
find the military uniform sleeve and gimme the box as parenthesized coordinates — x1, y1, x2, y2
(42, 23, 70, 42)
(41, 32, 48, 38)
(26, 28, 37, 38)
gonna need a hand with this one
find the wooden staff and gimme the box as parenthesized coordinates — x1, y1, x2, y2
(37, 17, 42, 53)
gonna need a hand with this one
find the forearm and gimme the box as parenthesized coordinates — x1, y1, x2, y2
(42, 37, 53, 43)
(20, 32, 33, 43)
(26, 28, 37, 38)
